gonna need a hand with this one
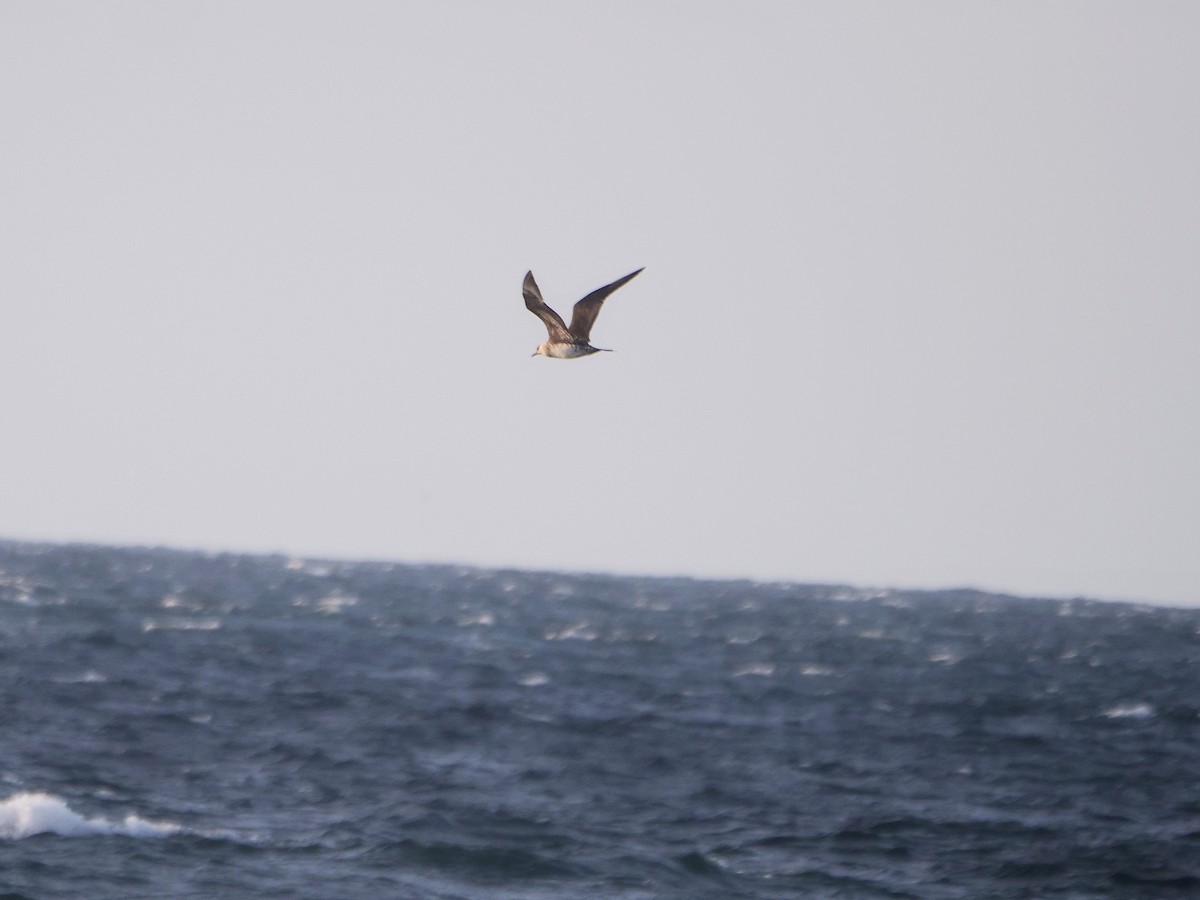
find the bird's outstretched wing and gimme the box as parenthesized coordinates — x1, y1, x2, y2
(523, 271, 573, 343)
(568, 268, 644, 343)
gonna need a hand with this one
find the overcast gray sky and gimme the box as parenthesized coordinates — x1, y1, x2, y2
(2, 2, 1197, 605)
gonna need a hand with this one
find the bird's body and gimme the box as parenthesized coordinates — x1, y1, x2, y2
(523, 268, 643, 358)
(534, 341, 602, 359)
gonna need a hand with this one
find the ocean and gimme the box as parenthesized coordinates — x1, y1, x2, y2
(1, 541, 1197, 898)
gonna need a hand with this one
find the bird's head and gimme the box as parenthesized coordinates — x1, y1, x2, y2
(531, 341, 549, 358)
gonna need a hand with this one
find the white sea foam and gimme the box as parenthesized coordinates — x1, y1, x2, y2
(929, 651, 962, 665)
(544, 622, 597, 641)
(157, 594, 205, 612)
(142, 617, 222, 632)
(0, 792, 181, 840)
(1103, 702, 1155, 719)
(0, 573, 44, 605)
(733, 663, 775, 677)
(53, 670, 108, 684)
(288, 592, 359, 614)
(285, 559, 331, 577)
(458, 611, 495, 627)
(315, 593, 357, 614)
(727, 630, 762, 645)
(633, 595, 672, 611)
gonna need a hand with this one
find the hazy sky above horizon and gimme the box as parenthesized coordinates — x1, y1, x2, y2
(2, 2, 1198, 605)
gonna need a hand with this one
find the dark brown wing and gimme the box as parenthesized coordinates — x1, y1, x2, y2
(568, 268, 644, 342)
(523, 271, 572, 342)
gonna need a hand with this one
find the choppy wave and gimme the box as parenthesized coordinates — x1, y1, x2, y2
(2, 540, 1199, 899)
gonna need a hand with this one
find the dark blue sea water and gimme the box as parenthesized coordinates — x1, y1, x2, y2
(1, 541, 1198, 898)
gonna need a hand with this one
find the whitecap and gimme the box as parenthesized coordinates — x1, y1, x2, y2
(929, 652, 961, 665)
(1103, 703, 1155, 720)
(285, 559, 331, 577)
(314, 594, 357, 614)
(727, 630, 762, 645)
(53, 670, 108, 685)
(544, 622, 597, 641)
(518, 672, 550, 687)
(0, 792, 181, 840)
(733, 663, 775, 678)
(142, 617, 221, 633)
(458, 611, 495, 627)
(801, 664, 833, 676)
(633, 596, 672, 611)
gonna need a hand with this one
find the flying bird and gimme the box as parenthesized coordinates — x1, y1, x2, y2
(523, 268, 643, 358)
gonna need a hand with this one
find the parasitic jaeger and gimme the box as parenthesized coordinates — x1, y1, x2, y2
(523, 268, 643, 358)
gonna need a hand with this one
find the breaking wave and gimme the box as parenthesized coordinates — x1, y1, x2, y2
(0, 792, 181, 840)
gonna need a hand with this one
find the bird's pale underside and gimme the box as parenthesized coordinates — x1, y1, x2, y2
(523, 268, 643, 358)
